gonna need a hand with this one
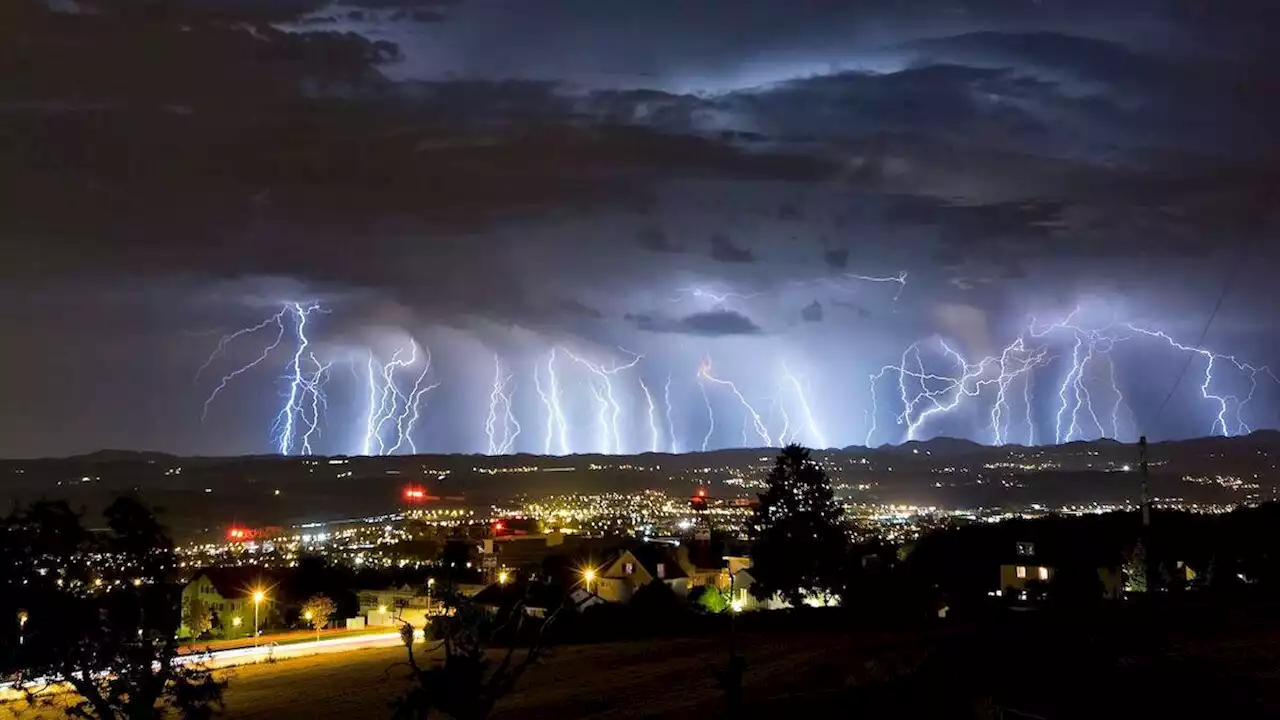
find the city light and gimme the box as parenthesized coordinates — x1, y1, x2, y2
(497, 570, 509, 585)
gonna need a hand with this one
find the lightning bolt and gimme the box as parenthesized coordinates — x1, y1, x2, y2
(698, 358, 772, 447)
(485, 355, 520, 454)
(199, 306, 289, 422)
(387, 347, 439, 455)
(781, 363, 827, 449)
(869, 304, 1276, 447)
(362, 342, 436, 456)
(560, 347, 643, 454)
(299, 353, 332, 455)
(274, 302, 323, 455)
(698, 379, 714, 452)
(535, 349, 570, 455)
(1030, 309, 1130, 443)
(638, 377, 660, 453)
(671, 270, 908, 307)
(869, 334, 1047, 446)
(1126, 325, 1278, 437)
(771, 388, 792, 447)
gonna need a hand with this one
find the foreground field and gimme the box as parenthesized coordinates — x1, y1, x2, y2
(0, 626, 931, 719)
(10, 596, 1280, 718)
(221, 626, 924, 719)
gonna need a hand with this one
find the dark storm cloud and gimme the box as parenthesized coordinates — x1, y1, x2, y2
(625, 310, 762, 337)
(635, 225, 683, 253)
(708, 233, 754, 264)
(823, 248, 850, 269)
(6, 0, 1280, 458)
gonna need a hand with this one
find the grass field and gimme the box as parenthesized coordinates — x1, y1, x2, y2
(219, 626, 930, 719)
(10, 596, 1280, 718)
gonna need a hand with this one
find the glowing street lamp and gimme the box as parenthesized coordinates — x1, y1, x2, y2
(304, 610, 318, 643)
(252, 589, 266, 646)
(583, 568, 596, 593)
(17, 610, 27, 646)
(497, 570, 509, 586)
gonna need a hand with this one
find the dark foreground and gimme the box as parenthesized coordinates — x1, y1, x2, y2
(6, 593, 1280, 719)
(218, 594, 1280, 719)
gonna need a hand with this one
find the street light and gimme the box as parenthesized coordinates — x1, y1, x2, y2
(304, 610, 317, 643)
(17, 610, 27, 646)
(583, 568, 596, 593)
(252, 589, 266, 646)
(497, 570, 509, 586)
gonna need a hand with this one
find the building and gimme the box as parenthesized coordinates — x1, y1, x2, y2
(179, 569, 275, 639)
(592, 543, 721, 602)
(997, 540, 1122, 601)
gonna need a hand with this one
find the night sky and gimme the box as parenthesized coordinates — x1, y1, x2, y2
(3, 0, 1280, 458)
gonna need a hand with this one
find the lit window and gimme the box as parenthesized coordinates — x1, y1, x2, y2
(1016, 566, 1027, 579)
(1038, 567, 1050, 581)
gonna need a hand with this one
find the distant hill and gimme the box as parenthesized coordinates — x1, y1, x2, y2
(19, 431, 1280, 463)
(60, 449, 179, 464)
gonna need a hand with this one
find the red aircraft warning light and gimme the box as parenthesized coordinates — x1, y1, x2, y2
(227, 527, 247, 541)
(403, 485, 428, 503)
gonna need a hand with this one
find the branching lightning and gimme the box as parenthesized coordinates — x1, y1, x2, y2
(671, 270, 908, 307)
(698, 379, 714, 452)
(781, 363, 828, 449)
(199, 307, 289, 422)
(698, 357, 772, 448)
(274, 302, 326, 455)
(869, 304, 1277, 447)
(638, 377, 661, 453)
(485, 355, 521, 455)
(1126, 324, 1278, 437)
(362, 341, 439, 456)
(560, 347, 643, 455)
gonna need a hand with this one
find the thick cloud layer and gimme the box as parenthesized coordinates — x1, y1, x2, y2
(1, 0, 1279, 456)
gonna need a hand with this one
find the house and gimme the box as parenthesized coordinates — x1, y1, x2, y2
(593, 543, 712, 602)
(997, 541, 1122, 601)
(180, 569, 277, 639)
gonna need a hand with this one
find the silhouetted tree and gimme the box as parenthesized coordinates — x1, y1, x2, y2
(1, 497, 224, 719)
(1125, 541, 1148, 593)
(749, 444, 850, 605)
(392, 587, 561, 720)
